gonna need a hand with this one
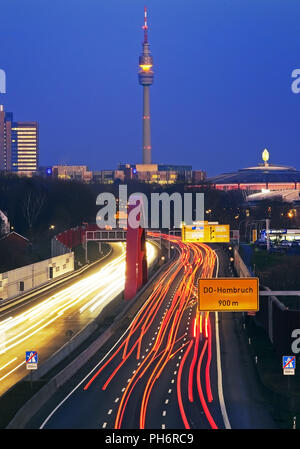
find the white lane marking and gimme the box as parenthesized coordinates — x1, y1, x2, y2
(39, 246, 183, 429)
(0, 357, 18, 372)
(108, 409, 113, 415)
(162, 410, 166, 416)
(214, 251, 231, 429)
(39, 312, 141, 429)
(215, 312, 231, 429)
(102, 422, 107, 428)
(0, 361, 25, 382)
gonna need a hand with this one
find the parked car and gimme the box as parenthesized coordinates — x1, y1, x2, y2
(254, 239, 267, 249)
(291, 241, 300, 248)
(280, 240, 292, 247)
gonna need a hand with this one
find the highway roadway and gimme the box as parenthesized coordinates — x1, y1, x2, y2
(24, 236, 250, 429)
(0, 242, 157, 397)
(23, 235, 277, 430)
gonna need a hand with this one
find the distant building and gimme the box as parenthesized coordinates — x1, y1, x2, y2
(192, 170, 207, 184)
(0, 231, 30, 272)
(208, 149, 300, 194)
(52, 165, 93, 183)
(49, 164, 205, 185)
(0, 231, 28, 248)
(92, 170, 125, 184)
(92, 170, 114, 184)
(117, 163, 204, 185)
(37, 166, 53, 177)
(0, 105, 39, 175)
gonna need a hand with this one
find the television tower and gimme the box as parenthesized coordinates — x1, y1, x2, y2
(139, 7, 154, 165)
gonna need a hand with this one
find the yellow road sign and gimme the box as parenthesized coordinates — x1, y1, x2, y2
(206, 224, 230, 243)
(198, 277, 259, 312)
(182, 224, 230, 243)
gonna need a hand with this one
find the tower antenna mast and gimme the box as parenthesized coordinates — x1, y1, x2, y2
(142, 6, 148, 43)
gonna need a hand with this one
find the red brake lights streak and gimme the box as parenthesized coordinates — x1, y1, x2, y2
(84, 234, 219, 429)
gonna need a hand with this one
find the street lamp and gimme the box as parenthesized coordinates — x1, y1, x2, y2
(266, 218, 270, 251)
(238, 219, 248, 243)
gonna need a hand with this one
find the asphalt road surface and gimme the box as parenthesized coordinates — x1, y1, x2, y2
(26, 236, 276, 429)
(0, 242, 157, 397)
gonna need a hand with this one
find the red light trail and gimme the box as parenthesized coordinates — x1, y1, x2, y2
(83, 233, 219, 429)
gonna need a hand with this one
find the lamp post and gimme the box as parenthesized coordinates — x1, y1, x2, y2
(265, 218, 270, 251)
(238, 219, 248, 244)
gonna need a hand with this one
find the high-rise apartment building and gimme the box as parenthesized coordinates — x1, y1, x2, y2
(0, 105, 38, 174)
(0, 106, 12, 171)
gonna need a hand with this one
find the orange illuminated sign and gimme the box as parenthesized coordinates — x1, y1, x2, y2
(198, 277, 259, 312)
(182, 223, 230, 243)
(208, 224, 230, 243)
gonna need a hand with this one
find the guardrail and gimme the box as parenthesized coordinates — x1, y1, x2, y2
(233, 246, 252, 278)
(233, 245, 300, 354)
(255, 287, 300, 353)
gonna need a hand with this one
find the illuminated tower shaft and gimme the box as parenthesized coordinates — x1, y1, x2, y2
(142, 85, 151, 164)
(139, 7, 154, 165)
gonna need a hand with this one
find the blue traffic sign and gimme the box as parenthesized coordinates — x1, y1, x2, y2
(26, 351, 38, 364)
(283, 356, 296, 370)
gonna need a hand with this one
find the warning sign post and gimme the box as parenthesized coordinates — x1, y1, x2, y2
(282, 356, 296, 375)
(198, 278, 259, 312)
(25, 351, 38, 370)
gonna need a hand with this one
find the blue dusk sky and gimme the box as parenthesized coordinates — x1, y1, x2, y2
(0, 0, 300, 176)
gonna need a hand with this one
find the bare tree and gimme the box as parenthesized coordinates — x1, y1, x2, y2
(22, 190, 45, 237)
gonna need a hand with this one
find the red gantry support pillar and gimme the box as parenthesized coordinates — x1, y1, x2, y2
(124, 202, 148, 300)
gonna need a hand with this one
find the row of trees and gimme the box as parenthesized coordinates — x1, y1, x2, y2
(0, 173, 297, 245)
(0, 174, 96, 236)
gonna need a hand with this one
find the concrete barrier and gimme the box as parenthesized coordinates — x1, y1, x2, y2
(0, 253, 75, 302)
(233, 246, 252, 277)
(6, 249, 169, 429)
(0, 248, 112, 312)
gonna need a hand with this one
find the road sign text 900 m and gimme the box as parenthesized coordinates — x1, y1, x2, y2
(218, 299, 239, 307)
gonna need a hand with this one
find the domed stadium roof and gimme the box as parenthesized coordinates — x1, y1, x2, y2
(209, 165, 300, 184)
(208, 150, 300, 186)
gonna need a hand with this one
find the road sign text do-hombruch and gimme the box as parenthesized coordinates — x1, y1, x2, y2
(198, 278, 259, 312)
